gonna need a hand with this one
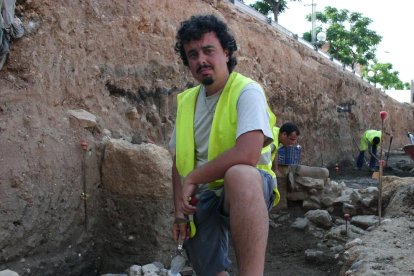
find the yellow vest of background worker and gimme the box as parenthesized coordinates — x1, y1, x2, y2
(359, 130, 382, 151)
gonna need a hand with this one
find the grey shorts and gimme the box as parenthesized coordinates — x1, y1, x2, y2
(184, 169, 276, 276)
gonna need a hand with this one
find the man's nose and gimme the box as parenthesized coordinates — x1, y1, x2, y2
(197, 52, 208, 65)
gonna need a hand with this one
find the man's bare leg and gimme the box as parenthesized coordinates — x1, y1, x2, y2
(223, 164, 268, 276)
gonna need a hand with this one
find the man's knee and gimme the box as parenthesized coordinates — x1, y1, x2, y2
(223, 165, 264, 212)
(224, 164, 259, 185)
(223, 165, 263, 199)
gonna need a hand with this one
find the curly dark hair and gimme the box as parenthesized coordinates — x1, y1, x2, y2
(280, 122, 300, 136)
(174, 14, 238, 72)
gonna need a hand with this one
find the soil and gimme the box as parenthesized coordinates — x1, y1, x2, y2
(264, 205, 341, 276)
(223, 202, 340, 275)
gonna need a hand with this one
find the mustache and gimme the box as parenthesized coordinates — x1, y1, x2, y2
(196, 65, 213, 74)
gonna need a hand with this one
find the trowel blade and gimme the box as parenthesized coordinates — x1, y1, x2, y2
(170, 253, 186, 274)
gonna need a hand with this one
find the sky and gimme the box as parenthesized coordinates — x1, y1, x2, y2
(385, 90, 411, 103)
(244, 0, 414, 84)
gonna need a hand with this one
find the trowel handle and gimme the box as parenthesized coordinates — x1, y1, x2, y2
(177, 232, 185, 252)
(188, 214, 196, 238)
(187, 195, 198, 238)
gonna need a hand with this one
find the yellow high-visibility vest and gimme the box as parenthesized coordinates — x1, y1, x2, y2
(270, 126, 280, 162)
(359, 130, 382, 151)
(175, 72, 280, 205)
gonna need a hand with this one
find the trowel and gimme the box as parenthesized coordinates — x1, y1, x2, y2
(169, 196, 198, 275)
(168, 232, 186, 276)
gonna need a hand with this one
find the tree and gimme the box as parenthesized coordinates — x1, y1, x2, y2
(362, 62, 410, 90)
(303, 6, 381, 70)
(250, 0, 300, 23)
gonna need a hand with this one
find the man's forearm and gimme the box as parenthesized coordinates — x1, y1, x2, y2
(172, 159, 184, 217)
(272, 155, 280, 176)
(186, 148, 243, 185)
(185, 130, 264, 186)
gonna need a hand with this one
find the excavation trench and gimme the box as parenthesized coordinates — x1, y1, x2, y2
(257, 150, 413, 276)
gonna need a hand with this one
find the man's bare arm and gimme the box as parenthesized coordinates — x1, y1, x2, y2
(184, 130, 264, 187)
(172, 159, 184, 217)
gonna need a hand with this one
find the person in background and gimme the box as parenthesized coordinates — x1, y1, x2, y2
(271, 122, 300, 175)
(272, 123, 329, 202)
(169, 14, 279, 276)
(357, 129, 381, 171)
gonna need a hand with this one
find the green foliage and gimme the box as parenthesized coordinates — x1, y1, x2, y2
(250, 1, 273, 16)
(303, 6, 381, 70)
(252, 2, 409, 90)
(250, 0, 299, 22)
(362, 62, 410, 90)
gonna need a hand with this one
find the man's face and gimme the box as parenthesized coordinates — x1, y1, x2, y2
(280, 132, 299, 147)
(183, 32, 229, 87)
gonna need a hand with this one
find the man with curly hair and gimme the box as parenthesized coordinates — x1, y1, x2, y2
(169, 14, 279, 275)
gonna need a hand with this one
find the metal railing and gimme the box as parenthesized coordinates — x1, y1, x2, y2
(231, 0, 367, 82)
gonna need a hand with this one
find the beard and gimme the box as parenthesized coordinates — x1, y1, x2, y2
(197, 65, 214, 86)
(201, 76, 214, 86)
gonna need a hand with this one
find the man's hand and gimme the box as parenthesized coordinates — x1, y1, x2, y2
(171, 217, 188, 242)
(181, 175, 197, 215)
